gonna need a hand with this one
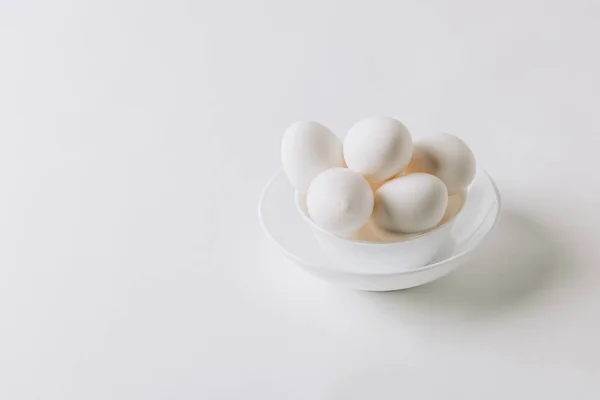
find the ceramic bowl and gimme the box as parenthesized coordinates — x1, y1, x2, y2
(258, 169, 501, 291)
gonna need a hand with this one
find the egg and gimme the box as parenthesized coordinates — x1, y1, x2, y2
(343, 116, 413, 182)
(306, 168, 374, 236)
(281, 121, 345, 193)
(404, 133, 476, 195)
(372, 173, 448, 234)
(367, 190, 464, 242)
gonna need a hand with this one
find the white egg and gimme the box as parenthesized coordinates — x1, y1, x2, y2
(405, 133, 476, 195)
(281, 121, 344, 193)
(343, 117, 413, 182)
(367, 191, 464, 242)
(306, 168, 374, 236)
(372, 173, 448, 234)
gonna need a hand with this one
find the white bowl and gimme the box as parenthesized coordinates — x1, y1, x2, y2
(296, 190, 462, 273)
(259, 169, 501, 291)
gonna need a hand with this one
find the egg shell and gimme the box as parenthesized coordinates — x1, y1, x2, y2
(343, 117, 413, 182)
(281, 121, 344, 193)
(405, 133, 476, 195)
(368, 190, 464, 242)
(306, 168, 374, 236)
(372, 173, 448, 234)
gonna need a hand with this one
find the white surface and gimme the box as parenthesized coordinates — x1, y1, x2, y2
(1, 0, 599, 399)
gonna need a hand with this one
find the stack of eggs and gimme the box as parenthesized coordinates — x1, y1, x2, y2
(281, 117, 476, 241)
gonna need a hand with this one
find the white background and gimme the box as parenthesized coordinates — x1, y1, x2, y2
(1, 0, 599, 398)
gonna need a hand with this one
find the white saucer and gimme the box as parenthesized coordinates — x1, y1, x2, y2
(259, 170, 501, 291)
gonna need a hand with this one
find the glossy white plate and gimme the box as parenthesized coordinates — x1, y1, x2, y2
(259, 169, 501, 291)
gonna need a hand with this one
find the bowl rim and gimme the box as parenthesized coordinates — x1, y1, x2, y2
(295, 179, 468, 246)
(258, 168, 502, 276)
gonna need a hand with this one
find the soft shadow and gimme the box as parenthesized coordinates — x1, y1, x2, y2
(363, 206, 571, 321)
